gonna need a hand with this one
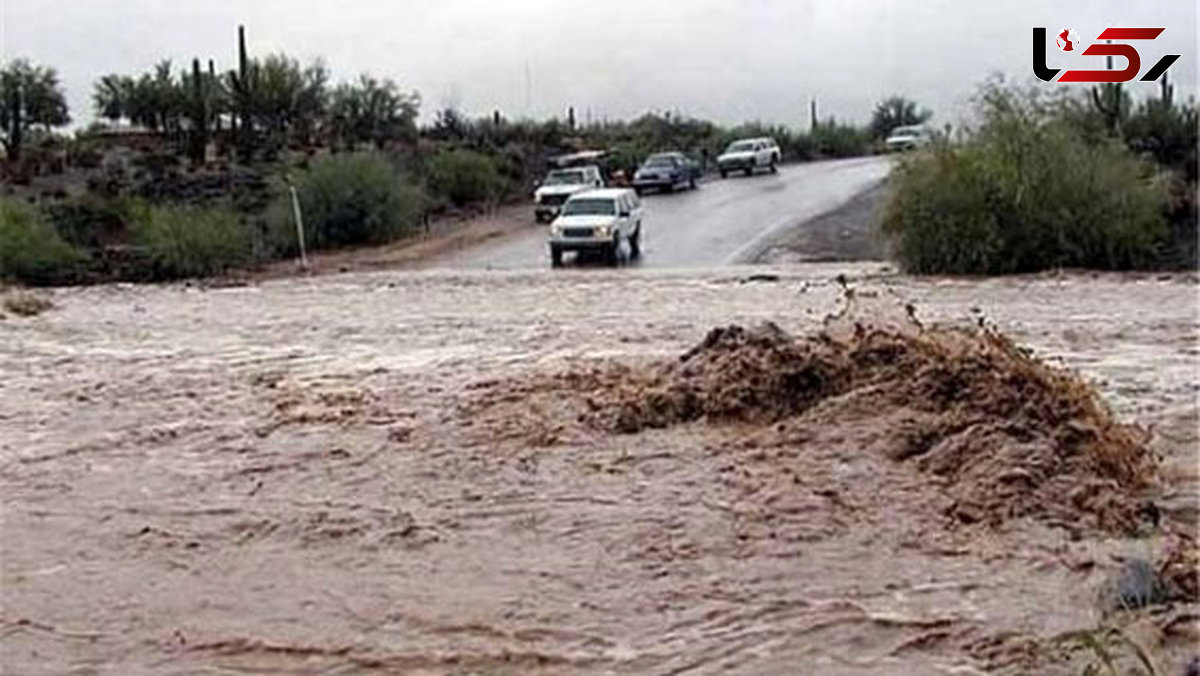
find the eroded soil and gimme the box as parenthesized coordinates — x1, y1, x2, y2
(2, 265, 1197, 674)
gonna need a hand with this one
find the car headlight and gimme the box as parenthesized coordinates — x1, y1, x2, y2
(596, 225, 611, 238)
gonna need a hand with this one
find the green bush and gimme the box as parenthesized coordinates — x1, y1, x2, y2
(809, 121, 873, 158)
(268, 152, 426, 253)
(425, 149, 507, 206)
(43, 195, 139, 250)
(130, 204, 253, 279)
(0, 198, 88, 285)
(881, 88, 1168, 274)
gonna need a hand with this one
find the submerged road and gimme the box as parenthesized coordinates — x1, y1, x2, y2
(442, 155, 892, 270)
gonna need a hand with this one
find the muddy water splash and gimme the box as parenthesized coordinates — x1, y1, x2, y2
(1, 266, 1196, 675)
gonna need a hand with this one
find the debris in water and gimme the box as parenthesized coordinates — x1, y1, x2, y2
(571, 314, 1154, 532)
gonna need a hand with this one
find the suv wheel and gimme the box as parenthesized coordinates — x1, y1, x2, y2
(769, 159, 778, 174)
(719, 169, 728, 179)
(550, 245, 563, 268)
(606, 237, 620, 266)
(744, 166, 754, 177)
(629, 227, 641, 259)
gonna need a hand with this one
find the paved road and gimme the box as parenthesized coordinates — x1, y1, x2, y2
(442, 156, 892, 270)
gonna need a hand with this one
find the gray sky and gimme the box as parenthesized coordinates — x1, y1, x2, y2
(2, 0, 1195, 129)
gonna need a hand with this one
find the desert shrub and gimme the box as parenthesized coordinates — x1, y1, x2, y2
(810, 120, 873, 158)
(130, 204, 252, 279)
(0, 198, 88, 285)
(267, 152, 427, 253)
(882, 87, 1168, 274)
(425, 149, 507, 206)
(43, 194, 140, 249)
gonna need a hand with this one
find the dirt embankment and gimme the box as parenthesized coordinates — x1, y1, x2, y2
(243, 203, 535, 281)
(753, 180, 890, 264)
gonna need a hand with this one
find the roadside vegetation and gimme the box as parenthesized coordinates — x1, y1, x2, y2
(883, 78, 1197, 274)
(266, 152, 427, 253)
(0, 28, 906, 286)
(0, 198, 87, 285)
(3, 28, 1194, 285)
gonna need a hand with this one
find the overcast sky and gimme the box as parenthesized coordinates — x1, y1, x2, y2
(2, 0, 1195, 129)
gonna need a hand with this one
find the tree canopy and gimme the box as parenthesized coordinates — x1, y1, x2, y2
(869, 96, 932, 139)
(1, 59, 70, 158)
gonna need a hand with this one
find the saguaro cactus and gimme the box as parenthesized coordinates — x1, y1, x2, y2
(1160, 70, 1174, 106)
(230, 25, 256, 161)
(1090, 82, 1128, 134)
(186, 58, 210, 165)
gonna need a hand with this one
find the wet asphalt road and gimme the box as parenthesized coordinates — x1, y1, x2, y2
(444, 155, 893, 270)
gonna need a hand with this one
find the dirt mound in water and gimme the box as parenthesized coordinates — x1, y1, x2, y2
(600, 321, 1154, 531)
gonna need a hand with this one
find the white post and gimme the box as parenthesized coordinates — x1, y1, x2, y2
(288, 181, 308, 270)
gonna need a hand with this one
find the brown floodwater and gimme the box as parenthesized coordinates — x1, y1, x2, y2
(2, 264, 1197, 675)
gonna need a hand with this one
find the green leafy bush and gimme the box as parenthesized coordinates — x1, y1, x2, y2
(881, 87, 1168, 274)
(0, 198, 88, 285)
(43, 195, 139, 250)
(130, 204, 252, 279)
(268, 152, 426, 253)
(425, 149, 507, 206)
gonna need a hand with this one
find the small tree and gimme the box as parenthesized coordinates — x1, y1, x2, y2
(252, 54, 329, 149)
(869, 96, 931, 139)
(93, 74, 134, 124)
(329, 75, 419, 150)
(0, 59, 70, 160)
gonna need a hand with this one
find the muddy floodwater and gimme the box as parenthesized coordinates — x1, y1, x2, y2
(2, 265, 1197, 675)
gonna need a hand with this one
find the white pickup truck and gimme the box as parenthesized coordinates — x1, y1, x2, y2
(533, 165, 604, 223)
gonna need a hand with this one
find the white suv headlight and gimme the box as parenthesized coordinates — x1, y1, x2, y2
(596, 225, 611, 238)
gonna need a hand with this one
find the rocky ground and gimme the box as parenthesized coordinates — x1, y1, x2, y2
(1, 265, 1197, 674)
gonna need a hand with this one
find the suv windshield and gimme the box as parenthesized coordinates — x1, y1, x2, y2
(644, 155, 677, 167)
(726, 141, 756, 153)
(561, 198, 616, 216)
(545, 170, 586, 186)
(890, 126, 923, 137)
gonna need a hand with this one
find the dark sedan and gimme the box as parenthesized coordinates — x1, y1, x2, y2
(632, 152, 701, 194)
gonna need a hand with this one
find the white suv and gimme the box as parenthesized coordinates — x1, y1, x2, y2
(548, 188, 643, 267)
(717, 137, 781, 177)
(533, 165, 604, 222)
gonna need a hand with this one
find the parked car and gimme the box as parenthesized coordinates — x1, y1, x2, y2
(548, 188, 643, 267)
(632, 152, 701, 194)
(884, 125, 931, 151)
(717, 137, 781, 177)
(533, 165, 604, 223)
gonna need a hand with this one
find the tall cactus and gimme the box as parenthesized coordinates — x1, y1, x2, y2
(1160, 70, 1174, 106)
(185, 58, 209, 165)
(208, 59, 222, 134)
(1090, 82, 1128, 134)
(230, 25, 256, 161)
